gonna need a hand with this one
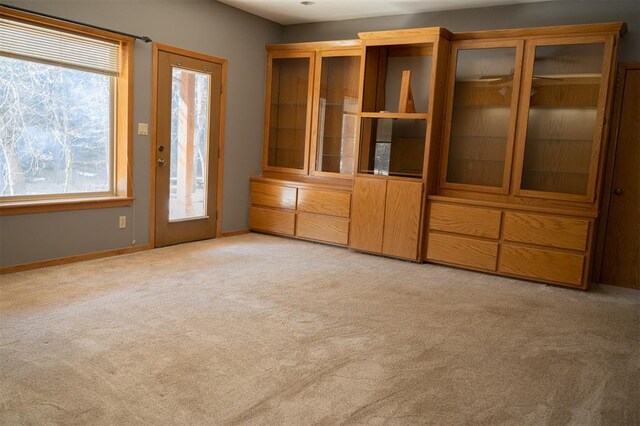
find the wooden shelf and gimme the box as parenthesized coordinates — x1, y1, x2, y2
(360, 112, 429, 120)
(359, 170, 423, 178)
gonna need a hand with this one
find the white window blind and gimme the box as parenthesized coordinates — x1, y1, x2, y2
(0, 17, 120, 76)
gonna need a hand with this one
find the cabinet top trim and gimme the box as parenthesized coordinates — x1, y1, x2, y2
(355, 22, 625, 43)
(359, 26, 452, 41)
(266, 39, 361, 51)
(452, 22, 626, 40)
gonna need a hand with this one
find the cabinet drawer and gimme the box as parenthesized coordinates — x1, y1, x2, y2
(503, 212, 589, 251)
(499, 244, 584, 286)
(251, 182, 297, 210)
(296, 212, 349, 245)
(297, 189, 351, 218)
(426, 233, 498, 271)
(249, 207, 295, 236)
(429, 203, 501, 239)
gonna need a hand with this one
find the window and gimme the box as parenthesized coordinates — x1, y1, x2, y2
(0, 10, 133, 213)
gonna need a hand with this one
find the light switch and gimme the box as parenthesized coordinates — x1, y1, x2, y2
(137, 122, 149, 136)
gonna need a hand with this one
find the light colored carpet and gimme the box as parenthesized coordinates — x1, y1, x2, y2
(1, 233, 638, 425)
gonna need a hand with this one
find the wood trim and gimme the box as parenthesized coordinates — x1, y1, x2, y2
(149, 43, 228, 246)
(0, 196, 134, 216)
(359, 27, 452, 41)
(0, 244, 152, 275)
(267, 40, 361, 51)
(452, 22, 626, 41)
(149, 44, 160, 248)
(511, 35, 614, 203)
(427, 195, 598, 218)
(221, 229, 250, 237)
(116, 39, 134, 198)
(593, 62, 640, 282)
(250, 175, 352, 192)
(216, 54, 228, 238)
(152, 43, 228, 65)
(439, 38, 525, 195)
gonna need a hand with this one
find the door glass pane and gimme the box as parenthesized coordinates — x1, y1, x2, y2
(267, 57, 309, 169)
(316, 55, 360, 174)
(446, 47, 517, 187)
(169, 67, 210, 221)
(358, 118, 426, 178)
(521, 43, 605, 195)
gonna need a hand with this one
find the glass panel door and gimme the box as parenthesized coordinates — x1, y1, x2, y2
(313, 53, 361, 175)
(169, 67, 210, 221)
(266, 55, 312, 172)
(442, 41, 523, 192)
(518, 41, 607, 198)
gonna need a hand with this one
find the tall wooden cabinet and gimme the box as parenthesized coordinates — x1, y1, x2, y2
(425, 23, 625, 288)
(250, 41, 362, 246)
(349, 28, 451, 260)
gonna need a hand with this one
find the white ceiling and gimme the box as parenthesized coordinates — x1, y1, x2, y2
(217, 0, 552, 25)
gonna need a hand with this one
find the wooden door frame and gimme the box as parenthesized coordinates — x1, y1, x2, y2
(149, 43, 228, 247)
(593, 62, 640, 283)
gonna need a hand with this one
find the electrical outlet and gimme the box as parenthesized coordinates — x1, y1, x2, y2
(119, 216, 127, 229)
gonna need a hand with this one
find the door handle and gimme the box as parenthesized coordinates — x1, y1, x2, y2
(613, 188, 623, 196)
(157, 158, 166, 166)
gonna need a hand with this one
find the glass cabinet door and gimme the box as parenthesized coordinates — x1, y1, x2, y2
(311, 51, 361, 176)
(515, 38, 612, 200)
(264, 53, 314, 173)
(441, 40, 523, 193)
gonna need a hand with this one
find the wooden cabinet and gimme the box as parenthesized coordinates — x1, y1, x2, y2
(262, 43, 362, 177)
(350, 28, 450, 262)
(350, 177, 423, 260)
(425, 200, 595, 287)
(249, 177, 351, 246)
(428, 23, 624, 289)
(251, 23, 625, 289)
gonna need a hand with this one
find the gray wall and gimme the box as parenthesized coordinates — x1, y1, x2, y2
(282, 0, 640, 62)
(0, 0, 281, 266)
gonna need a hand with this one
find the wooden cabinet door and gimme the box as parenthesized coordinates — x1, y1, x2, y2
(599, 66, 640, 289)
(512, 36, 615, 202)
(382, 180, 423, 259)
(309, 49, 361, 178)
(440, 39, 524, 194)
(350, 177, 387, 253)
(263, 51, 315, 174)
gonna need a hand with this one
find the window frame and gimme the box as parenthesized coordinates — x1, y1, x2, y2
(0, 8, 134, 215)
